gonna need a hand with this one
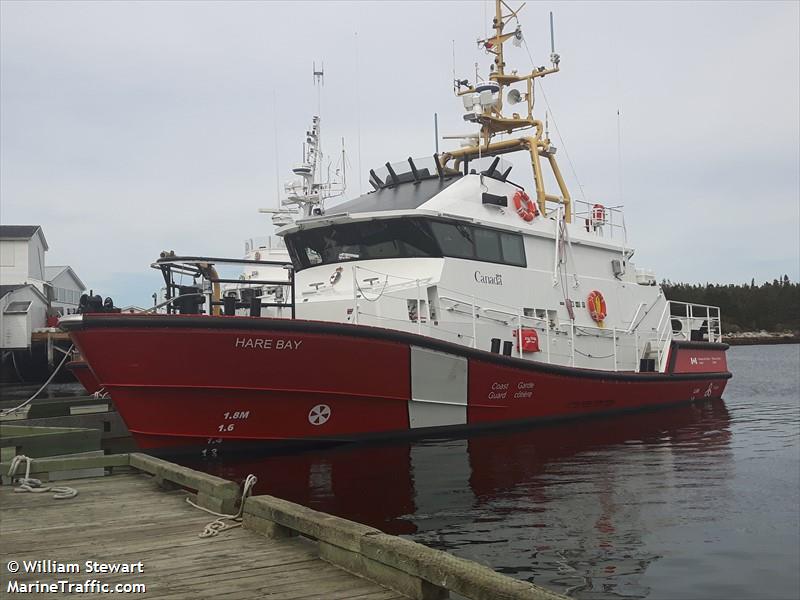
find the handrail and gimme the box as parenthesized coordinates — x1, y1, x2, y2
(350, 265, 723, 372)
(626, 302, 646, 333)
(142, 293, 205, 314)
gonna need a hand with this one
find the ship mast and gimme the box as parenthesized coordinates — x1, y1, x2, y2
(265, 62, 346, 224)
(442, 0, 572, 221)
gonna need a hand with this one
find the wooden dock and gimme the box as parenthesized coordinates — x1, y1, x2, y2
(0, 454, 565, 600)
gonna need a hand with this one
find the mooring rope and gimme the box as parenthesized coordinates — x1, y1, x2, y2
(186, 474, 258, 538)
(0, 345, 74, 417)
(7, 455, 78, 500)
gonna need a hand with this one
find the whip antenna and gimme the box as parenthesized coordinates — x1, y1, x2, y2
(549, 12, 560, 66)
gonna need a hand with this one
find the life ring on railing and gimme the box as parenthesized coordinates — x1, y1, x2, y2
(329, 267, 343, 285)
(513, 190, 538, 222)
(591, 203, 606, 223)
(587, 290, 607, 323)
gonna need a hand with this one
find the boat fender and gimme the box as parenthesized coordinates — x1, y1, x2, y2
(513, 190, 537, 222)
(330, 267, 343, 285)
(587, 290, 607, 323)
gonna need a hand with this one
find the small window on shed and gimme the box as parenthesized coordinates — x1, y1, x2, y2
(500, 233, 526, 267)
(474, 228, 502, 263)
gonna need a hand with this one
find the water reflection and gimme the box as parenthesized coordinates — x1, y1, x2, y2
(188, 399, 733, 598)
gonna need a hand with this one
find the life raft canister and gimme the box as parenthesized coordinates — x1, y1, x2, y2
(513, 190, 538, 222)
(512, 328, 541, 352)
(587, 290, 607, 323)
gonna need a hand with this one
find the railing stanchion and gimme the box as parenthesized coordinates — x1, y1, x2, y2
(416, 279, 422, 334)
(290, 269, 296, 320)
(517, 309, 523, 358)
(351, 266, 359, 325)
(546, 321, 551, 364)
(570, 321, 575, 367)
(613, 327, 618, 371)
(634, 331, 640, 372)
(471, 296, 477, 349)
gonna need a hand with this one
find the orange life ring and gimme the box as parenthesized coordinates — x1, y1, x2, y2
(587, 290, 607, 323)
(513, 190, 538, 222)
(592, 203, 606, 223)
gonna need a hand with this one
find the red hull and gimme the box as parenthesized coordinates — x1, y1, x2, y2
(63, 314, 731, 452)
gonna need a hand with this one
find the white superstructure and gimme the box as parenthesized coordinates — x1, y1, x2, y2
(278, 157, 720, 374)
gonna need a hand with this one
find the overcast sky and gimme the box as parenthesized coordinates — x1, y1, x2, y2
(2, 1, 798, 306)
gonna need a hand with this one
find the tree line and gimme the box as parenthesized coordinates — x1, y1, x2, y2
(662, 277, 799, 333)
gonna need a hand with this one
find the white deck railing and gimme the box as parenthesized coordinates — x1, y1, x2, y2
(347, 266, 724, 374)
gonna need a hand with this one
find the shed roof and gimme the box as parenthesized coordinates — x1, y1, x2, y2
(0, 225, 49, 250)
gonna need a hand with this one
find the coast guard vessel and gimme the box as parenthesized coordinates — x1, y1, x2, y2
(61, 1, 730, 453)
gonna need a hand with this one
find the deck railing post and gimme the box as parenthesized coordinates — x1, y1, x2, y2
(634, 331, 640, 372)
(471, 296, 477, 349)
(416, 279, 422, 334)
(290, 269, 296, 320)
(517, 309, 523, 357)
(546, 321, 551, 364)
(351, 266, 359, 325)
(570, 321, 575, 367)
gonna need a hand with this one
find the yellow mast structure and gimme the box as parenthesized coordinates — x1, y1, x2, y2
(440, 0, 572, 221)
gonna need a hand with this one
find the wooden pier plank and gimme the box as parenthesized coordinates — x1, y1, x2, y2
(1, 472, 409, 599)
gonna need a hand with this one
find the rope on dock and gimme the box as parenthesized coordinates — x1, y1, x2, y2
(186, 474, 257, 538)
(0, 345, 74, 417)
(7, 455, 78, 500)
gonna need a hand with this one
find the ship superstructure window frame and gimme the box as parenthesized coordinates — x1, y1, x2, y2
(285, 217, 527, 271)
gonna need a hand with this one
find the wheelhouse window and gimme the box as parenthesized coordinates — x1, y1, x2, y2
(429, 221, 473, 259)
(285, 217, 527, 270)
(474, 228, 502, 263)
(286, 219, 440, 270)
(499, 232, 526, 267)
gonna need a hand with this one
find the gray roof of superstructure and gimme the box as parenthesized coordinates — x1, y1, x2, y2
(323, 176, 462, 217)
(0, 225, 49, 250)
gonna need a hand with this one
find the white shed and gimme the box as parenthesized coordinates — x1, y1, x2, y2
(0, 284, 49, 349)
(0, 225, 49, 285)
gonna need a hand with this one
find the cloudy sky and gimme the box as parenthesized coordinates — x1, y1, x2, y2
(2, 1, 798, 306)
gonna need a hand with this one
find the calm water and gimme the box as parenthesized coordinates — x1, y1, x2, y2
(189, 344, 800, 600)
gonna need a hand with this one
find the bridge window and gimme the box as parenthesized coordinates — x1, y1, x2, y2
(429, 222, 473, 259)
(500, 232, 526, 267)
(286, 218, 526, 270)
(475, 228, 502, 263)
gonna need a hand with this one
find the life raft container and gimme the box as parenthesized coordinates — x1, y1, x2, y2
(512, 328, 541, 352)
(513, 190, 538, 222)
(587, 290, 607, 323)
